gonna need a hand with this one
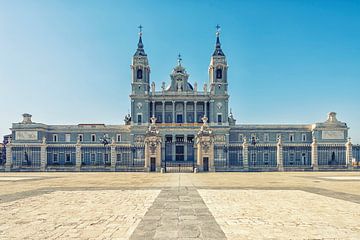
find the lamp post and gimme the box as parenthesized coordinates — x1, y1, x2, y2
(99, 134, 111, 166)
(131, 146, 136, 166)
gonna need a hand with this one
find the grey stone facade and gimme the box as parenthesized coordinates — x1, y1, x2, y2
(2, 28, 359, 172)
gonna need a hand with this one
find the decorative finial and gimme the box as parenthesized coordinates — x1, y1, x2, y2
(216, 24, 221, 36)
(138, 25, 143, 36)
(177, 53, 182, 66)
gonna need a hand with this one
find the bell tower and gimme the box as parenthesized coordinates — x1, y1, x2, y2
(131, 25, 150, 95)
(209, 25, 228, 95)
(209, 25, 229, 125)
(130, 25, 150, 125)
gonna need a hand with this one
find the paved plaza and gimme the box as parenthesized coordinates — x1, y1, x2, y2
(0, 172, 360, 239)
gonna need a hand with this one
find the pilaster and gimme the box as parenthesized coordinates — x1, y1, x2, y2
(194, 101, 197, 123)
(346, 138, 353, 170)
(277, 137, 284, 171)
(162, 101, 165, 124)
(311, 137, 318, 171)
(40, 137, 47, 171)
(110, 139, 116, 171)
(75, 142, 82, 171)
(184, 101, 187, 123)
(172, 101, 175, 123)
(242, 138, 249, 170)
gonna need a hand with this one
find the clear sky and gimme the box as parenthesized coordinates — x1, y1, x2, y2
(0, 0, 359, 143)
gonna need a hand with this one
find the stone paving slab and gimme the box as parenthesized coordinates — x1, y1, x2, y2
(130, 187, 226, 240)
(0, 190, 160, 240)
(199, 189, 360, 240)
(0, 176, 41, 181)
(319, 176, 360, 181)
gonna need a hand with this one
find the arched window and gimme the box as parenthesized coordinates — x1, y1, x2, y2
(216, 68, 222, 79)
(137, 69, 143, 79)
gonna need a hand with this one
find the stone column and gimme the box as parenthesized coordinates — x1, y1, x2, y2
(346, 138, 353, 169)
(152, 101, 155, 118)
(242, 137, 249, 170)
(40, 137, 47, 171)
(184, 101, 187, 123)
(204, 101, 208, 118)
(194, 101, 197, 123)
(5, 142, 12, 172)
(172, 134, 176, 161)
(277, 137, 284, 171)
(210, 100, 215, 124)
(75, 141, 82, 171)
(162, 101, 165, 124)
(172, 101, 175, 123)
(311, 137, 318, 171)
(184, 134, 188, 161)
(110, 139, 116, 171)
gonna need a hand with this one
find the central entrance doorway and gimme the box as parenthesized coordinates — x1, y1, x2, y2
(163, 135, 195, 173)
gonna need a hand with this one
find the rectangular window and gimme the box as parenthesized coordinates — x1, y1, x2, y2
(65, 134, 71, 142)
(176, 114, 183, 123)
(78, 134, 83, 142)
(238, 134, 243, 142)
(65, 153, 71, 162)
(117, 134, 121, 142)
(91, 134, 96, 142)
(302, 134, 307, 142)
(53, 153, 58, 163)
(289, 134, 294, 142)
(264, 134, 269, 142)
(116, 154, 122, 162)
(137, 114, 142, 125)
(217, 114, 222, 124)
(53, 134, 58, 142)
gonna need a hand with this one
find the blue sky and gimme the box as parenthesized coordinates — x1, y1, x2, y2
(0, 0, 359, 143)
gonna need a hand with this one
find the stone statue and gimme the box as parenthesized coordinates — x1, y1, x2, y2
(161, 82, 165, 92)
(42, 136, 46, 145)
(228, 108, 236, 125)
(124, 114, 131, 125)
(151, 82, 155, 94)
(194, 82, 197, 92)
(203, 83, 207, 93)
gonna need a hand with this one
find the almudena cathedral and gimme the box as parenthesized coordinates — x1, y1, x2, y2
(1, 28, 360, 173)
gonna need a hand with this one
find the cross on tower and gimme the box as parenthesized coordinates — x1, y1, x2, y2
(138, 25, 143, 35)
(216, 24, 221, 36)
(177, 53, 182, 65)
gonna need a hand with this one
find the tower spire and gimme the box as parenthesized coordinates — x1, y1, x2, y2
(213, 24, 225, 56)
(134, 25, 146, 56)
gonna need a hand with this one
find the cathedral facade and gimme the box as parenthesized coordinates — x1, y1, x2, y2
(2, 28, 359, 172)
